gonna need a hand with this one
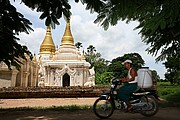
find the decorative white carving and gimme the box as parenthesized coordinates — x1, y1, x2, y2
(89, 67, 95, 76)
(84, 67, 95, 87)
(38, 77, 45, 87)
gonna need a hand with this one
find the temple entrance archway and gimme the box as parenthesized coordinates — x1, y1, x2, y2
(63, 73, 70, 87)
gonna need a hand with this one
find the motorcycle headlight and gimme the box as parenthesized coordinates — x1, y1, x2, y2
(112, 78, 119, 84)
(111, 85, 115, 88)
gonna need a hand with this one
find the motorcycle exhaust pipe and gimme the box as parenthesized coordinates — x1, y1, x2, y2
(132, 102, 148, 109)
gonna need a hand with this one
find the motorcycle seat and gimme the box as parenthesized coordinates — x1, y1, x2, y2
(133, 86, 141, 93)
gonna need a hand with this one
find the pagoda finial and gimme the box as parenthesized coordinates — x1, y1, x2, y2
(40, 25, 55, 54)
(60, 19, 74, 46)
(32, 53, 37, 62)
(81, 50, 86, 61)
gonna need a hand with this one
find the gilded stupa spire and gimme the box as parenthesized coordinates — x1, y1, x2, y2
(32, 53, 37, 61)
(81, 50, 86, 61)
(61, 19, 74, 46)
(40, 26, 55, 54)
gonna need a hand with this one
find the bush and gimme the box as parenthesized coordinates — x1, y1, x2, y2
(95, 72, 113, 85)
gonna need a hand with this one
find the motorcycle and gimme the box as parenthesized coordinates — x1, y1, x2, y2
(93, 78, 159, 119)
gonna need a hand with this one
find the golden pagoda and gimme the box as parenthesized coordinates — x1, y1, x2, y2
(38, 19, 95, 87)
(61, 19, 74, 46)
(40, 26, 55, 54)
(53, 19, 80, 60)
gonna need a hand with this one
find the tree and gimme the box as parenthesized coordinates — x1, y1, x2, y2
(75, 42, 83, 51)
(85, 45, 110, 84)
(85, 45, 97, 68)
(151, 70, 161, 82)
(85, 45, 109, 73)
(76, 0, 180, 63)
(108, 53, 145, 78)
(164, 55, 180, 84)
(87, 45, 96, 54)
(0, 0, 33, 69)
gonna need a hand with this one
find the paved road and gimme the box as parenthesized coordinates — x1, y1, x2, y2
(0, 108, 180, 120)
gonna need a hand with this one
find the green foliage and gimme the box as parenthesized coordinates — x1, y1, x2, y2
(76, 0, 106, 13)
(79, 0, 180, 64)
(151, 70, 161, 81)
(85, 45, 109, 74)
(95, 72, 113, 85)
(164, 55, 180, 84)
(108, 61, 126, 78)
(157, 82, 180, 102)
(0, 0, 33, 69)
(108, 53, 145, 78)
(47, 105, 92, 110)
(86, 45, 96, 54)
(0, 105, 92, 111)
(21, 0, 71, 28)
(75, 42, 83, 51)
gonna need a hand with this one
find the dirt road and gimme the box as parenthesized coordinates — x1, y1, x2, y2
(0, 108, 180, 120)
(0, 98, 97, 108)
(0, 98, 180, 120)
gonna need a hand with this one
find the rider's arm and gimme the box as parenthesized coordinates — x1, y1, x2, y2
(119, 68, 137, 82)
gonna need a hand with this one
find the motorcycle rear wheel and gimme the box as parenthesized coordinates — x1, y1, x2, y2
(93, 98, 115, 119)
(140, 95, 159, 117)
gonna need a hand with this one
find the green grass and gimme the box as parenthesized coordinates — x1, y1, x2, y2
(0, 105, 93, 111)
(159, 101, 180, 108)
(157, 82, 180, 102)
(157, 82, 180, 107)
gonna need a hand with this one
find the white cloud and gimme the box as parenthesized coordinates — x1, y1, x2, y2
(70, 14, 165, 78)
(10, 0, 44, 27)
(11, 1, 166, 79)
(17, 27, 46, 54)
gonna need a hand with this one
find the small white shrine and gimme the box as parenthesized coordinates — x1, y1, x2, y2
(38, 19, 95, 87)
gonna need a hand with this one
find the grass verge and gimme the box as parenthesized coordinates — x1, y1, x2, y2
(159, 101, 180, 108)
(0, 105, 93, 111)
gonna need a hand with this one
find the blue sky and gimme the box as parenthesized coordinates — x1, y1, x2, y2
(11, 0, 166, 79)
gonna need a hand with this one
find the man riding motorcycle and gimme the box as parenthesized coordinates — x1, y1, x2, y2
(93, 59, 159, 119)
(118, 59, 138, 111)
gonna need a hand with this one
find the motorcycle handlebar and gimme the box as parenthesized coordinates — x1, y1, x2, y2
(111, 78, 122, 85)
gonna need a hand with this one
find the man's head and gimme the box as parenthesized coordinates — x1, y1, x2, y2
(122, 59, 132, 69)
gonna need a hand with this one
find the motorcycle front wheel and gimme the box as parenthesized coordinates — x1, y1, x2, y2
(93, 98, 115, 119)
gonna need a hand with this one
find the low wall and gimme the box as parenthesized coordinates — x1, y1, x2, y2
(0, 86, 110, 99)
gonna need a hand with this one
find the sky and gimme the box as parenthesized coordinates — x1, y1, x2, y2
(10, 0, 166, 79)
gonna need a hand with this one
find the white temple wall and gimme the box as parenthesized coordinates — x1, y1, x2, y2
(31, 63, 39, 86)
(69, 75, 74, 86)
(11, 69, 19, 87)
(0, 79, 11, 88)
(0, 71, 11, 80)
(42, 64, 92, 87)
(0, 58, 39, 88)
(74, 69, 82, 86)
